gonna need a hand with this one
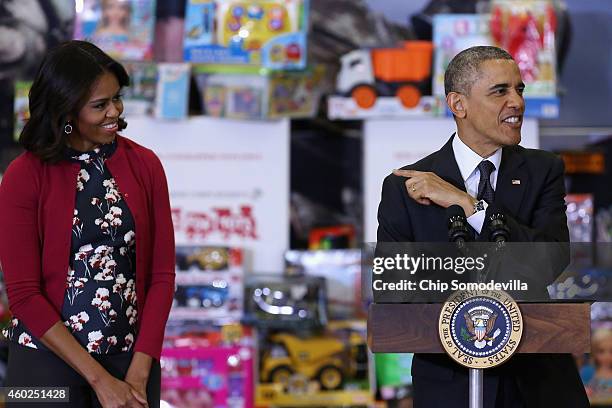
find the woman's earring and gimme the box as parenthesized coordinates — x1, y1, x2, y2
(64, 123, 73, 135)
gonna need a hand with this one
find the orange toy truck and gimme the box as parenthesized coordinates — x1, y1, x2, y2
(336, 41, 433, 109)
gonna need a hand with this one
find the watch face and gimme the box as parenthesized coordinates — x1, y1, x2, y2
(474, 200, 485, 213)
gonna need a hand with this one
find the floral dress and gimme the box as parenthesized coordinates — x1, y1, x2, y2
(2, 141, 138, 354)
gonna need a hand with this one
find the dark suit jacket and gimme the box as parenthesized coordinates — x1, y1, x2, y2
(376, 135, 588, 408)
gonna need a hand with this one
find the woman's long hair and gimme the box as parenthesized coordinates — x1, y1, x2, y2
(20, 40, 130, 163)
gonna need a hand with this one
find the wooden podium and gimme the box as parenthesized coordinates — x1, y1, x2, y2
(368, 302, 590, 407)
(368, 302, 590, 354)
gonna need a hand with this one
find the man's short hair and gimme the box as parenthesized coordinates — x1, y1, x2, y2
(444, 46, 514, 96)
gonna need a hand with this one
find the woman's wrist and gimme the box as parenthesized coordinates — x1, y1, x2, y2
(85, 364, 112, 388)
(126, 351, 153, 382)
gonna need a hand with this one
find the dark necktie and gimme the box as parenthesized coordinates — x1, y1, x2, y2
(477, 160, 496, 204)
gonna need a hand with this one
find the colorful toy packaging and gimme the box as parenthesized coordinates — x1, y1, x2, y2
(307, 225, 356, 250)
(121, 62, 158, 116)
(566, 194, 594, 243)
(490, 0, 557, 97)
(171, 246, 244, 322)
(284, 249, 364, 320)
(267, 67, 324, 119)
(375, 353, 413, 400)
(154, 63, 191, 119)
(432, 10, 559, 117)
(243, 275, 327, 329)
(194, 65, 323, 119)
(184, 0, 309, 69)
(121, 62, 190, 119)
(432, 14, 492, 98)
(327, 95, 444, 119)
(74, 0, 156, 61)
(433, 7, 556, 98)
(196, 66, 268, 120)
(13, 81, 31, 142)
(161, 324, 254, 407)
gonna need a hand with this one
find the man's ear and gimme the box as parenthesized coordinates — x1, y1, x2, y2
(446, 92, 467, 119)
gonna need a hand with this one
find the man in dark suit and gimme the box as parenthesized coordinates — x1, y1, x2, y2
(376, 46, 589, 407)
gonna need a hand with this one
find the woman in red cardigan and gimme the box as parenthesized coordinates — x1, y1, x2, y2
(0, 40, 175, 407)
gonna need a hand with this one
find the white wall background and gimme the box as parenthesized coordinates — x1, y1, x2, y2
(124, 117, 290, 273)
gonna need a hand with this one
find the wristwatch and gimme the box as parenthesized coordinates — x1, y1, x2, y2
(473, 199, 486, 214)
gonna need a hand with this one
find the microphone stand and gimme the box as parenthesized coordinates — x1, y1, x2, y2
(446, 206, 484, 408)
(479, 212, 510, 283)
(468, 210, 509, 408)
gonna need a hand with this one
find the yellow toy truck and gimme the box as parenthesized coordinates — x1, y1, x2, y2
(260, 332, 365, 391)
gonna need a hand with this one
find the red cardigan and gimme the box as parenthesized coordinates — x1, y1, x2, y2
(0, 135, 175, 360)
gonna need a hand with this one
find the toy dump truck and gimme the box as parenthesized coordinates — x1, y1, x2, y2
(260, 332, 368, 391)
(336, 41, 433, 109)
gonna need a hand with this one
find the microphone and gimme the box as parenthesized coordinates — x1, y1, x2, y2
(447, 205, 470, 247)
(478, 206, 510, 283)
(486, 206, 510, 246)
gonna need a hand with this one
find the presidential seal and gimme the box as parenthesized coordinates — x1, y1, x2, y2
(438, 289, 523, 369)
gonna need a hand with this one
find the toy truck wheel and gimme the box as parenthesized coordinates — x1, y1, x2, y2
(317, 365, 344, 390)
(269, 365, 293, 387)
(351, 85, 377, 109)
(396, 85, 421, 108)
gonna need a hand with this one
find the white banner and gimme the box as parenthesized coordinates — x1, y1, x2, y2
(364, 117, 539, 242)
(124, 117, 290, 272)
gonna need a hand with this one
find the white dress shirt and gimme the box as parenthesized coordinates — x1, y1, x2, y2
(452, 133, 502, 234)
